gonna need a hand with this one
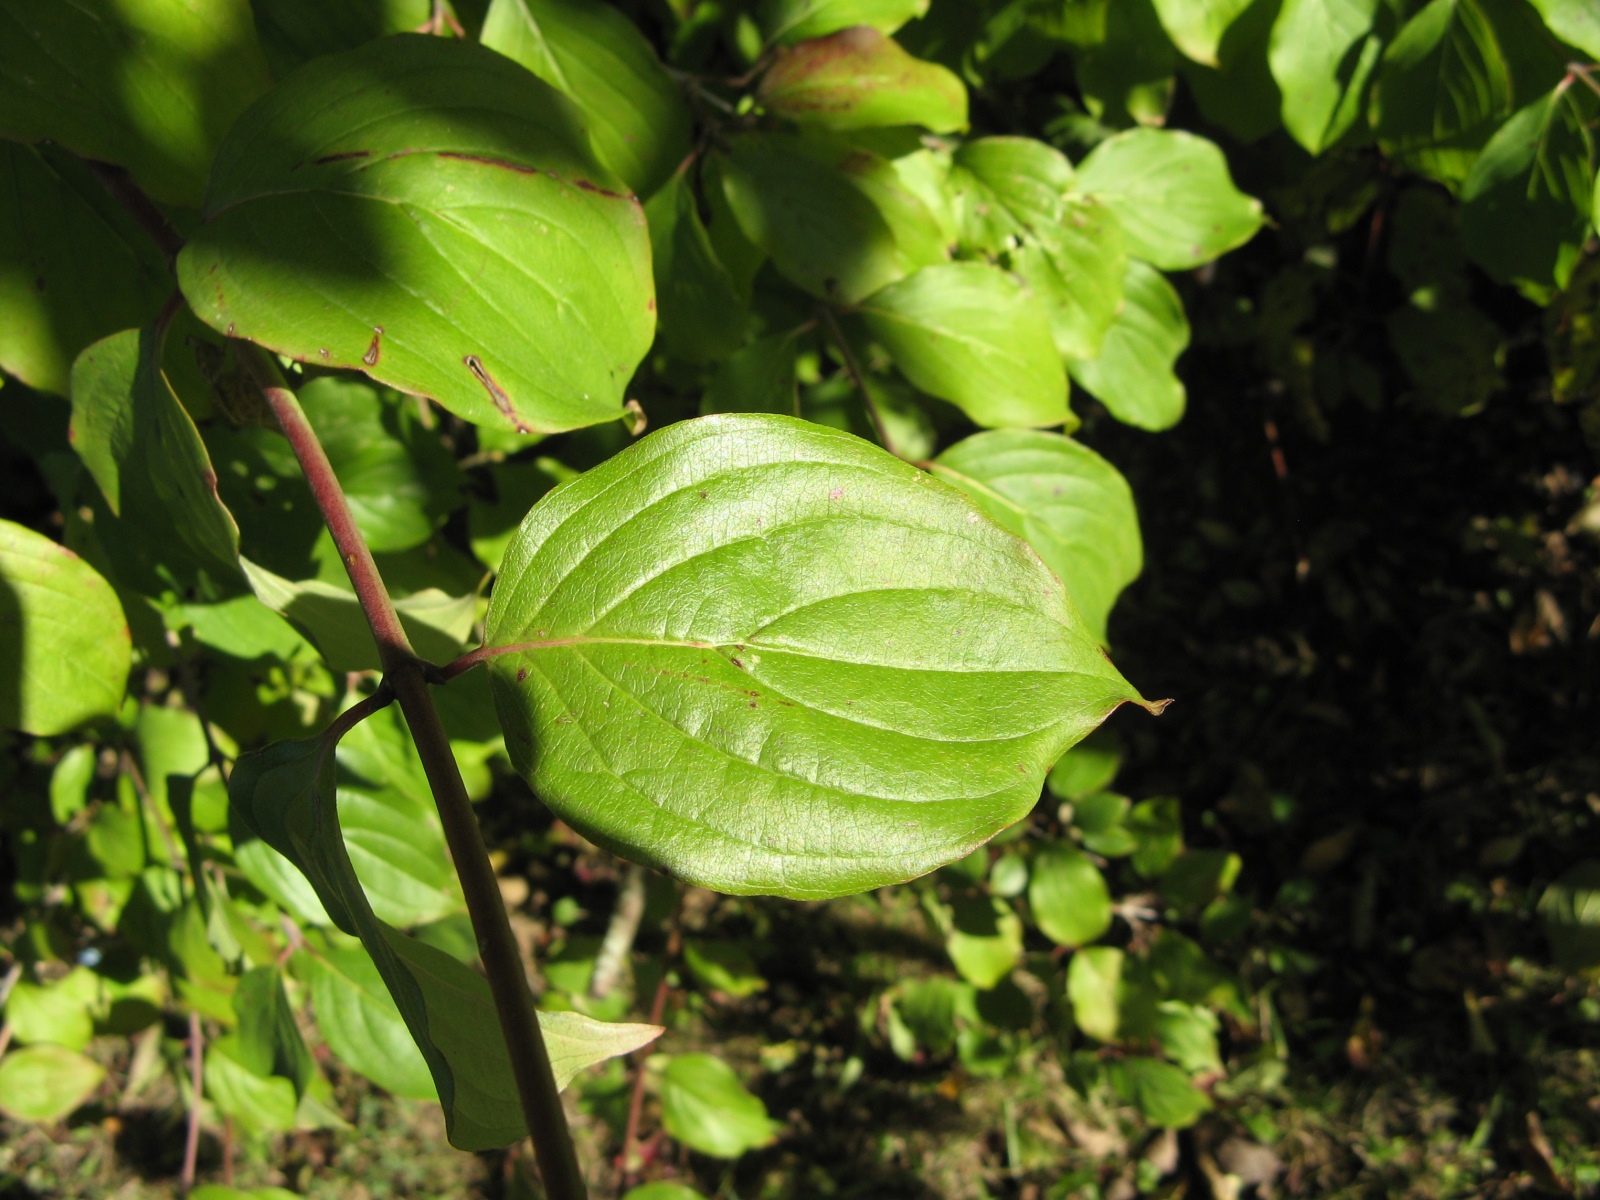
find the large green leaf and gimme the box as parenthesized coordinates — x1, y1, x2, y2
(230, 726, 662, 1149)
(0, 144, 171, 396)
(1029, 843, 1112, 947)
(484, 415, 1142, 899)
(298, 377, 464, 554)
(930, 430, 1141, 643)
(1372, 0, 1518, 186)
(480, 0, 692, 198)
(1528, 0, 1600, 58)
(70, 327, 241, 572)
(1067, 261, 1189, 431)
(759, 27, 968, 133)
(1151, 0, 1255, 64)
(659, 1054, 782, 1158)
(717, 134, 941, 304)
(1075, 129, 1262, 271)
(859, 263, 1070, 428)
(1461, 85, 1597, 292)
(176, 35, 654, 436)
(952, 138, 1126, 362)
(0, 519, 130, 736)
(760, 0, 929, 43)
(0, 0, 272, 206)
(0, 1045, 106, 1123)
(1268, 0, 1382, 153)
(646, 173, 750, 364)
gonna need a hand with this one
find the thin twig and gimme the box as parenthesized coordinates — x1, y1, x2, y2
(818, 306, 899, 458)
(591, 864, 648, 1000)
(240, 350, 588, 1200)
(620, 904, 682, 1187)
(180, 1010, 203, 1197)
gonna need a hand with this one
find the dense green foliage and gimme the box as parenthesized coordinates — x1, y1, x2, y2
(1, 0, 1598, 1197)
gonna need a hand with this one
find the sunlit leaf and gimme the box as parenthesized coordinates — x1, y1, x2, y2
(860, 263, 1071, 428)
(946, 895, 1023, 988)
(1067, 945, 1123, 1041)
(484, 415, 1143, 899)
(759, 27, 967, 134)
(1067, 261, 1189, 431)
(1028, 844, 1113, 948)
(1151, 0, 1254, 65)
(952, 137, 1126, 362)
(177, 35, 654, 436)
(930, 430, 1141, 643)
(1268, 0, 1383, 153)
(0, 519, 130, 736)
(1075, 129, 1263, 271)
(760, 0, 929, 44)
(0, 1044, 106, 1123)
(659, 1053, 782, 1158)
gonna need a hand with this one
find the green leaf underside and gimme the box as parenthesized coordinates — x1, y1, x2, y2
(0, 143, 171, 396)
(0, 519, 130, 737)
(0, 0, 273, 207)
(859, 262, 1070, 429)
(1068, 260, 1190, 432)
(759, 27, 968, 134)
(1075, 129, 1262, 271)
(230, 729, 661, 1149)
(176, 35, 654, 435)
(480, 0, 692, 199)
(484, 415, 1141, 900)
(930, 431, 1142, 645)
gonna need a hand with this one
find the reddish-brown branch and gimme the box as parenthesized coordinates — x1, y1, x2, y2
(620, 912, 682, 1188)
(180, 1010, 203, 1196)
(239, 348, 587, 1200)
